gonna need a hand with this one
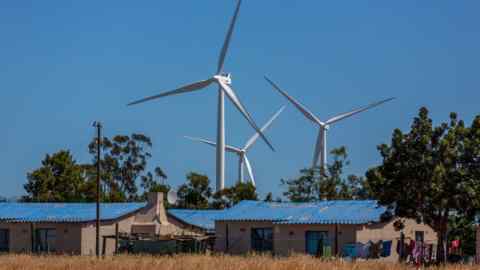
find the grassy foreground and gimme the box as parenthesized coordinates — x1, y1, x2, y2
(0, 254, 477, 270)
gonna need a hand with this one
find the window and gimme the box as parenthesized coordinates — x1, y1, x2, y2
(35, 229, 56, 253)
(415, 231, 424, 243)
(305, 231, 329, 256)
(251, 228, 273, 252)
(0, 229, 9, 252)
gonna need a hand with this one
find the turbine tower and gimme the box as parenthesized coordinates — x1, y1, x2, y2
(185, 106, 285, 186)
(128, 0, 275, 192)
(265, 76, 394, 172)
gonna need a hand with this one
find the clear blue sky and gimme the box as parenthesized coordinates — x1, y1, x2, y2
(1, 1, 479, 198)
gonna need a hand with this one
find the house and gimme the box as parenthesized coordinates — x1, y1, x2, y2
(0, 193, 208, 255)
(214, 200, 437, 261)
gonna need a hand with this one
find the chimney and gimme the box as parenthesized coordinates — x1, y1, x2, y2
(147, 192, 164, 210)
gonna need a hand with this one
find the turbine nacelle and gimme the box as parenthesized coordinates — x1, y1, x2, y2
(214, 73, 232, 85)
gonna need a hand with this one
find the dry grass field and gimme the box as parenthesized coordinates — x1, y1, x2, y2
(0, 254, 477, 270)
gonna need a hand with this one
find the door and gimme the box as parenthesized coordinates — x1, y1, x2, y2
(305, 231, 328, 256)
(35, 229, 57, 253)
(0, 229, 9, 252)
(251, 228, 273, 252)
(415, 231, 424, 243)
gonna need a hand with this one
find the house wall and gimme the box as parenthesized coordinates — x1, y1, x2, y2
(215, 218, 437, 259)
(0, 223, 31, 253)
(81, 215, 136, 256)
(215, 221, 356, 256)
(0, 222, 82, 254)
(215, 221, 273, 254)
(356, 218, 436, 261)
(274, 224, 357, 256)
(0, 215, 136, 255)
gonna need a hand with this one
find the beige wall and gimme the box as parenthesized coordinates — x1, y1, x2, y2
(0, 222, 82, 254)
(215, 218, 437, 259)
(215, 221, 356, 256)
(274, 224, 357, 256)
(215, 221, 273, 254)
(81, 215, 136, 256)
(0, 223, 31, 253)
(356, 218, 436, 261)
(0, 215, 135, 255)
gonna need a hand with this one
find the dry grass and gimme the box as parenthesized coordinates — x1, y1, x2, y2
(0, 254, 476, 270)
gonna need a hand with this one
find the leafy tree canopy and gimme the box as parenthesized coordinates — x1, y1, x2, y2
(365, 107, 480, 260)
(88, 133, 167, 202)
(24, 133, 167, 203)
(211, 182, 258, 209)
(23, 150, 93, 202)
(177, 172, 212, 209)
(282, 146, 370, 202)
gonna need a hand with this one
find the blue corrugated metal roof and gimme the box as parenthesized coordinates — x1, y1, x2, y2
(216, 200, 387, 225)
(167, 209, 224, 232)
(0, 202, 147, 223)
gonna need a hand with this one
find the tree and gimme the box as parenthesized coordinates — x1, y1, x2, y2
(282, 147, 369, 202)
(211, 182, 258, 209)
(88, 133, 166, 202)
(177, 172, 212, 209)
(140, 167, 170, 205)
(264, 192, 274, 202)
(365, 107, 480, 261)
(448, 215, 476, 257)
(23, 150, 92, 202)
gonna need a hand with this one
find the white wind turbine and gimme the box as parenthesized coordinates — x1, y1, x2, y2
(265, 76, 395, 172)
(128, 0, 275, 192)
(185, 106, 285, 186)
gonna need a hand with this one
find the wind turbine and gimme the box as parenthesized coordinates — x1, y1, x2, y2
(128, 0, 275, 192)
(265, 76, 395, 172)
(185, 106, 285, 186)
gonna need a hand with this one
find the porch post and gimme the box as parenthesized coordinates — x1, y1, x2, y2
(115, 223, 119, 254)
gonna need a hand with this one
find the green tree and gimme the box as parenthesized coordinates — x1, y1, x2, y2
(365, 107, 480, 261)
(448, 215, 476, 257)
(264, 192, 274, 202)
(211, 182, 258, 209)
(140, 167, 170, 205)
(282, 147, 369, 202)
(88, 133, 165, 202)
(177, 172, 212, 209)
(23, 150, 92, 202)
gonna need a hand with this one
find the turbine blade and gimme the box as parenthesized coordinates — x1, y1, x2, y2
(325, 97, 396, 125)
(184, 136, 217, 148)
(218, 80, 276, 152)
(128, 79, 214, 106)
(243, 155, 255, 186)
(244, 106, 285, 151)
(184, 136, 241, 153)
(264, 76, 323, 125)
(217, 0, 242, 73)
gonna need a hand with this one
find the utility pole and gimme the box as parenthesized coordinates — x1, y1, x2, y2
(93, 121, 102, 258)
